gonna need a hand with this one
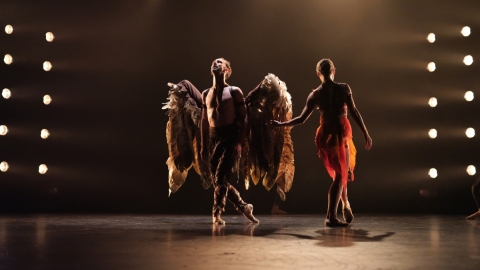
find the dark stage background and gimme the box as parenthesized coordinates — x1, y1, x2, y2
(1, 0, 479, 214)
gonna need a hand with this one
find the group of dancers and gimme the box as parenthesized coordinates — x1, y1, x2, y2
(165, 57, 372, 227)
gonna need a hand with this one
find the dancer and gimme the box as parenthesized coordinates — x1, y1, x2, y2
(271, 59, 372, 227)
(466, 176, 480, 220)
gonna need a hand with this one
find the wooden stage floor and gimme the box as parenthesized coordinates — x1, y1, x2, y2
(0, 214, 478, 269)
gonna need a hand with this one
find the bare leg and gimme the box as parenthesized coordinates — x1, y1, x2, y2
(467, 177, 480, 220)
(341, 142, 354, 223)
(325, 174, 348, 227)
(271, 186, 287, 214)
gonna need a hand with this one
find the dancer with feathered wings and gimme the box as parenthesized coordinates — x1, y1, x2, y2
(163, 58, 294, 224)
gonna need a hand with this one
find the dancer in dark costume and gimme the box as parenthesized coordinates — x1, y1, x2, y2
(164, 61, 295, 225)
(467, 176, 480, 220)
(272, 59, 372, 227)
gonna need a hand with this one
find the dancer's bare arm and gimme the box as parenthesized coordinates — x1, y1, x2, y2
(271, 92, 317, 127)
(344, 84, 372, 150)
(231, 87, 247, 153)
(200, 91, 210, 161)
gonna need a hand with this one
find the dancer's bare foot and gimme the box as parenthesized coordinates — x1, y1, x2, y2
(212, 215, 226, 225)
(342, 207, 354, 223)
(325, 218, 349, 227)
(271, 203, 287, 215)
(243, 204, 259, 223)
(466, 210, 480, 220)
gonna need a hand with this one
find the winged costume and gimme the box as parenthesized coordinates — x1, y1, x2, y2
(163, 74, 295, 201)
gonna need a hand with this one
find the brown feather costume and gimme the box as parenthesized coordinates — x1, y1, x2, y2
(164, 75, 294, 200)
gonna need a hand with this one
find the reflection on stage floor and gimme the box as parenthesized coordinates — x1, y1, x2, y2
(0, 214, 478, 269)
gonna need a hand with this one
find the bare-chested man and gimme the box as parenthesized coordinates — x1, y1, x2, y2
(201, 58, 259, 225)
(272, 59, 372, 227)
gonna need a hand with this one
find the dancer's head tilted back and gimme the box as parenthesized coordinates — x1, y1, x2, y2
(211, 58, 232, 80)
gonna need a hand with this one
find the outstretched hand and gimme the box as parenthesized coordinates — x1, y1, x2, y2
(364, 134, 373, 150)
(269, 120, 282, 127)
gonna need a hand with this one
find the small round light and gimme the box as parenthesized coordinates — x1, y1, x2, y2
(43, 61, 52, 71)
(5, 25, 13, 34)
(466, 128, 475, 138)
(463, 55, 473, 66)
(41, 129, 50, 139)
(428, 129, 437, 139)
(461, 26, 471, 37)
(464, 91, 474, 102)
(43, 95, 52, 105)
(467, 165, 476, 176)
(46, 32, 54, 42)
(4, 54, 13, 65)
(429, 168, 438, 178)
(427, 62, 436, 72)
(0, 125, 8, 136)
(428, 97, 437, 107)
(2, 88, 11, 99)
(427, 33, 435, 43)
(0, 161, 8, 172)
(39, 164, 48, 174)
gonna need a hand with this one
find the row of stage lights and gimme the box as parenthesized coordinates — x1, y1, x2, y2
(426, 26, 476, 179)
(426, 27, 473, 72)
(1, 25, 53, 174)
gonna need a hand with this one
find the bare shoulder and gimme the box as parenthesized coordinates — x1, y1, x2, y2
(339, 83, 352, 95)
(229, 86, 244, 99)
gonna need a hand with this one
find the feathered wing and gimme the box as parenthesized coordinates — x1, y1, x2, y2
(163, 82, 211, 196)
(241, 74, 295, 200)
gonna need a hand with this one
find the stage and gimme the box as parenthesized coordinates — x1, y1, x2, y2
(0, 214, 478, 269)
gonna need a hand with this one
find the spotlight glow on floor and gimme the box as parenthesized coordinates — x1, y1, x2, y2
(46, 32, 54, 42)
(43, 61, 52, 71)
(0, 125, 8, 136)
(2, 88, 11, 99)
(4, 54, 13, 65)
(429, 168, 438, 178)
(467, 165, 476, 176)
(428, 97, 437, 107)
(428, 129, 437, 139)
(427, 62, 436, 72)
(41, 129, 50, 139)
(464, 91, 474, 101)
(463, 55, 473, 66)
(5, 25, 13, 34)
(427, 33, 435, 43)
(0, 161, 8, 172)
(39, 164, 48, 174)
(43, 95, 52, 105)
(466, 128, 475, 138)
(461, 26, 471, 37)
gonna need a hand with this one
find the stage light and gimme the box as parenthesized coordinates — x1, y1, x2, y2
(0, 162, 8, 172)
(2, 88, 11, 99)
(39, 164, 48, 174)
(463, 55, 473, 66)
(427, 33, 435, 43)
(5, 25, 13, 34)
(46, 32, 54, 42)
(43, 95, 52, 105)
(464, 91, 474, 101)
(461, 26, 471, 37)
(4, 54, 13, 65)
(43, 61, 52, 71)
(466, 128, 475, 138)
(427, 62, 436, 72)
(467, 165, 476, 176)
(428, 97, 437, 107)
(0, 125, 8, 136)
(41, 129, 50, 139)
(428, 129, 437, 139)
(429, 168, 438, 178)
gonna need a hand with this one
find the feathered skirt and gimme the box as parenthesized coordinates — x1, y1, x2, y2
(315, 116, 357, 187)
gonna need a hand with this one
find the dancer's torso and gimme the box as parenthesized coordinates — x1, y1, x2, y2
(205, 86, 237, 127)
(314, 82, 348, 122)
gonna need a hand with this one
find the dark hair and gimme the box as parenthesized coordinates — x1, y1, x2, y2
(221, 58, 232, 79)
(316, 59, 335, 75)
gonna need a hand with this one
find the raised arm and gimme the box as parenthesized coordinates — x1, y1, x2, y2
(344, 84, 372, 150)
(271, 91, 317, 127)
